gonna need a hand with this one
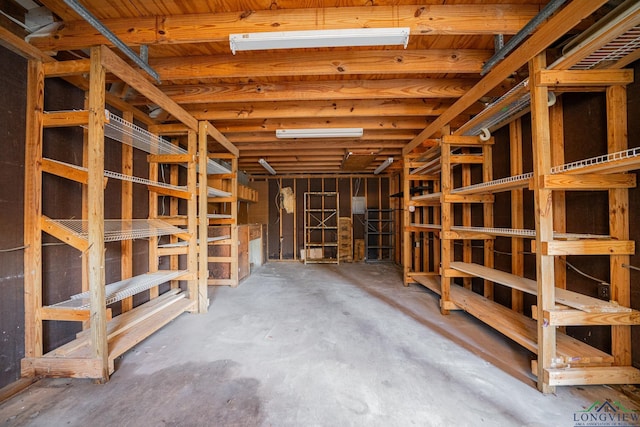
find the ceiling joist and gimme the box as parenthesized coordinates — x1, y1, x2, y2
(30, 4, 540, 51)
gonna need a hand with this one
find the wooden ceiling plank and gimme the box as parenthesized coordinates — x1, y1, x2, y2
(235, 142, 405, 151)
(403, 0, 609, 155)
(29, 5, 540, 51)
(212, 116, 432, 132)
(151, 50, 490, 80)
(187, 99, 459, 120)
(137, 78, 479, 105)
(226, 130, 418, 143)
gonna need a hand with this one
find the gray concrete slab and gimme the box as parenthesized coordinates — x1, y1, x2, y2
(1, 262, 639, 426)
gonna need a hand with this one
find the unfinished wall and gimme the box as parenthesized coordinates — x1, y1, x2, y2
(0, 46, 27, 389)
(264, 176, 392, 261)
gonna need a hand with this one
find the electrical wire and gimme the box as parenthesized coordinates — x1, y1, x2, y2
(623, 263, 640, 272)
(0, 242, 66, 253)
(561, 258, 610, 287)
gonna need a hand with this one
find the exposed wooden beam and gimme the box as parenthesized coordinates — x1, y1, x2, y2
(29, 5, 540, 51)
(150, 50, 490, 80)
(186, 99, 470, 121)
(201, 121, 239, 157)
(212, 117, 432, 132)
(403, 0, 609, 155)
(227, 130, 417, 143)
(234, 141, 406, 151)
(239, 148, 398, 157)
(98, 46, 198, 130)
(135, 78, 481, 105)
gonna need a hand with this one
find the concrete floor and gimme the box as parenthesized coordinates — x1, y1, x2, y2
(1, 262, 639, 426)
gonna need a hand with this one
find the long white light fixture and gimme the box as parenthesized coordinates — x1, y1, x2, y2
(374, 157, 394, 175)
(276, 128, 364, 139)
(229, 27, 410, 54)
(258, 158, 277, 175)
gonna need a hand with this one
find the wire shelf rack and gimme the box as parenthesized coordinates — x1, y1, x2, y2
(451, 172, 533, 194)
(104, 111, 231, 174)
(45, 218, 186, 242)
(68, 270, 188, 307)
(550, 147, 640, 174)
(571, 26, 640, 70)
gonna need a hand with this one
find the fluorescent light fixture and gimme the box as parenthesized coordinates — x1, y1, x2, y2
(276, 128, 363, 139)
(374, 157, 394, 175)
(258, 158, 276, 175)
(229, 27, 410, 54)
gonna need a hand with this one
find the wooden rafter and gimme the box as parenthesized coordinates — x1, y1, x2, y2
(148, 50, 490, 80)
(29, 5, 540, 51)
(130, 78, 484, 105)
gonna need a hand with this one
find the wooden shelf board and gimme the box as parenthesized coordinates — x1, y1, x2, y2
(449, 284, 614, 366)
(450, 262, 632, 313)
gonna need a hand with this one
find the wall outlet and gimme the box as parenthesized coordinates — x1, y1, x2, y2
(598, 284, 610, 300)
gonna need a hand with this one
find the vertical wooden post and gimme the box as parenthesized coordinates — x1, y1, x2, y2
(120, 110, 134, 312)
(169, 138, 180, 289)
(462, 149, 472, 290)
(509, 119, 524, 313)
(402, 157, 412, 285)
(81, 96, 90, 298)
(549, 97, 567, 335)
(530, 52, 556, 394)
(186, 130, 199, 308)
(293, 178, 297, 260)
(607, 85, 631, 366)
(87, 46, 109, 381)
(432, 178, 441, 273)
(23, 59, 44, 361)
(482, 142, 494, 300)
(148, 131, 159, 298)
(197, 122, 209, 313)
(440, 141, 452, 314)
(230, 157, 239, 286)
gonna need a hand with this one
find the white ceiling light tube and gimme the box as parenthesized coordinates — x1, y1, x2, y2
(229, 27, 410, 54)
(374, 157, 394, 175)
(258, 158, 277, 175)
(276, 128, 364, 139)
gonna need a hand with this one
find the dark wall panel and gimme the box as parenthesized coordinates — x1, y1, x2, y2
(0, 46, 27, 388)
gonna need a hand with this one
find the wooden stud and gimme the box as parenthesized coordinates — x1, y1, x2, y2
(120, 111, 134, 313)
(87, 46, 109, 382)
(186, 131, 199, 306)
(230, 157, 239, 286)
(23, 59, 44, 360)
(483, 143, 494, 300)
(462, 148, 472, 290)
(510, 119, 524, 313)
(402, 159, 412, 285)
(530, 52, 556, 394)
(440, 139, 452, 315)
(607, 85, 632, 366)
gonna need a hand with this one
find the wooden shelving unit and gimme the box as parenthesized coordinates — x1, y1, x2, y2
(402, 54, 640, 391)
(365, 209, 394, 262)
(304, 192, 339, 264)
(20, 46, 236, 381)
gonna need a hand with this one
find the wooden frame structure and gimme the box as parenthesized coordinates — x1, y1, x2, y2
(21, 45, 238, 381)
(402, 53, 640, 392)
(304, 192, 340, 264)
